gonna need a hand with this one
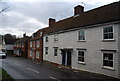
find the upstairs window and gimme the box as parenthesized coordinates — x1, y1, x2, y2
(36, 40, 40, 48)
(22, 43, 24, 47)
(54, 47, 58, 56)
(78, 30, 85, 41)
(54, 34, 58, 43)
(30, 41, 32, 47)
(45, 36, 48, 42)
(103, 26, 113, 40)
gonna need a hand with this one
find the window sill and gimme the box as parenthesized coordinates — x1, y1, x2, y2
(78, 40, 86, 42)
(78, 61, 86, 65)
(102, 39, 115, 42)
(36, 57, 39, 59)
(102, 66, 115, 71)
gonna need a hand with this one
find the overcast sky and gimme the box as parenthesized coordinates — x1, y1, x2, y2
(0, 0, 119, 37)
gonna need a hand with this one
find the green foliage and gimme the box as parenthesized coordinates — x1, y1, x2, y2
(1, 68, 15, 81)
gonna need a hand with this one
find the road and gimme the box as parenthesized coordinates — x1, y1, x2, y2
(2, 56, 119, 81)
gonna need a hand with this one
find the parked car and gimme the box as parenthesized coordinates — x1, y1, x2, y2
(0, 51, 6, 59)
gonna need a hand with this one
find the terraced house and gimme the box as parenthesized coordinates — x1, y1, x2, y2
(27, 28, 46, 62)
(43, 2, 120, 78)
(14, 34, 29, 58)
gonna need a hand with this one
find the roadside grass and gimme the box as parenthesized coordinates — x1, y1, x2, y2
(0, 68, 15, 81)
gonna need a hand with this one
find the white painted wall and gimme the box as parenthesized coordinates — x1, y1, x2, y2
(43, 23, 119, 78)
(6, 45, 13, 50)
(118, 23, 120, 78)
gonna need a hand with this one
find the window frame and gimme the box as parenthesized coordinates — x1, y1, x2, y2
(54, 34, 58, 43)
(36, 51, 39, 58)
(77, 50, 86, 64)
(36, 40, 40, 48)
(78, 29, 85, 41)
(45, 36, 48, 42)
(102, 26, 114, 41)
(30, 41, 32, 47)
(45, 47, 48, 55)
(54, 47, 58, 56)
(102, 51, 115, 70)
(22, 43, 24, 47)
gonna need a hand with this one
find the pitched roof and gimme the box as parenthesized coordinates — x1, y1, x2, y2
(29, 27, 47, 40)
(44, 1, 120, 34)
(14, 37, 30, 44)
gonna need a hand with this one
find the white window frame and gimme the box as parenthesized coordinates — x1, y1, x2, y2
(102, 51, 115, 70)
(30, 50, 32, 57)
(36, 40, 40, 48)
(30, 41, 32, 47)
(77, 50, 86, 64)
(36, 51, 39, 58)
(22, 43, 24, 47)
(78, 29, 85, 41)
(45, 47, 48, 55)
(45, 36, 48, 42)
(102, 25, 114, 41)
(54, 34, 58, 43)
(54, 47, 58, 56)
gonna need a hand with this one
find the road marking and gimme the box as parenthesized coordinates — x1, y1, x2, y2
(49, 76, 61, 81)
(14, 63, 22, 66)
(6, 61, 11, 63)
(27, 68, 39, 73)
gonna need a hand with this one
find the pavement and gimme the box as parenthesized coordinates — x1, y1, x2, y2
(1, 56, 120, 81)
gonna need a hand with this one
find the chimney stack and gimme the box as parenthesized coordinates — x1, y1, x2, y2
(49, 18, 56, 26)
(23, 33, 26, 37)
(74, 5, 84, 16)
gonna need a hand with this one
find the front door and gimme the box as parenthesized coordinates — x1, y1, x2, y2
(62, 50, 71, 67)
(67, 51, 71, 66)
(62, 50, 66, 65)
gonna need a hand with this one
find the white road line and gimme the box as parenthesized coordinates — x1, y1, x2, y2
(27, 68, 39, 73)
(14, 63, 22, 66)
(49, 76, 61, 81)
(7, 61, 11, 63)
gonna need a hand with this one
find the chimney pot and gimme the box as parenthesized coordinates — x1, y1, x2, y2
(49, 18, 56, 26)
(74, 5, 84, 15)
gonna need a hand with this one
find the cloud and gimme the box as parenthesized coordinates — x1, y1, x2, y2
(0, 0, 119, 37)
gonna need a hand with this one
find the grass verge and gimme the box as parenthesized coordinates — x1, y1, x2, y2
(0, 68, 15, 81)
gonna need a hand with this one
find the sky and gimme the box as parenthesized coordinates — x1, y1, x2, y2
(0, 0, 119, 37)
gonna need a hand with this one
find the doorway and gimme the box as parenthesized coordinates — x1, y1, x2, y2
(62, 50, 72, 67)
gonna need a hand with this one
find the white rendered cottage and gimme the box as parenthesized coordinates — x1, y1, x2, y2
(43, 2, 120, 78)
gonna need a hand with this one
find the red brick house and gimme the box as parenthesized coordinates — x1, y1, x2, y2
(14, 34, 30, 58)
(27, 28, 46, 62)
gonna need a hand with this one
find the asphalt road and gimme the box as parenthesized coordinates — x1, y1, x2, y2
(2, 56, 120, 81)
